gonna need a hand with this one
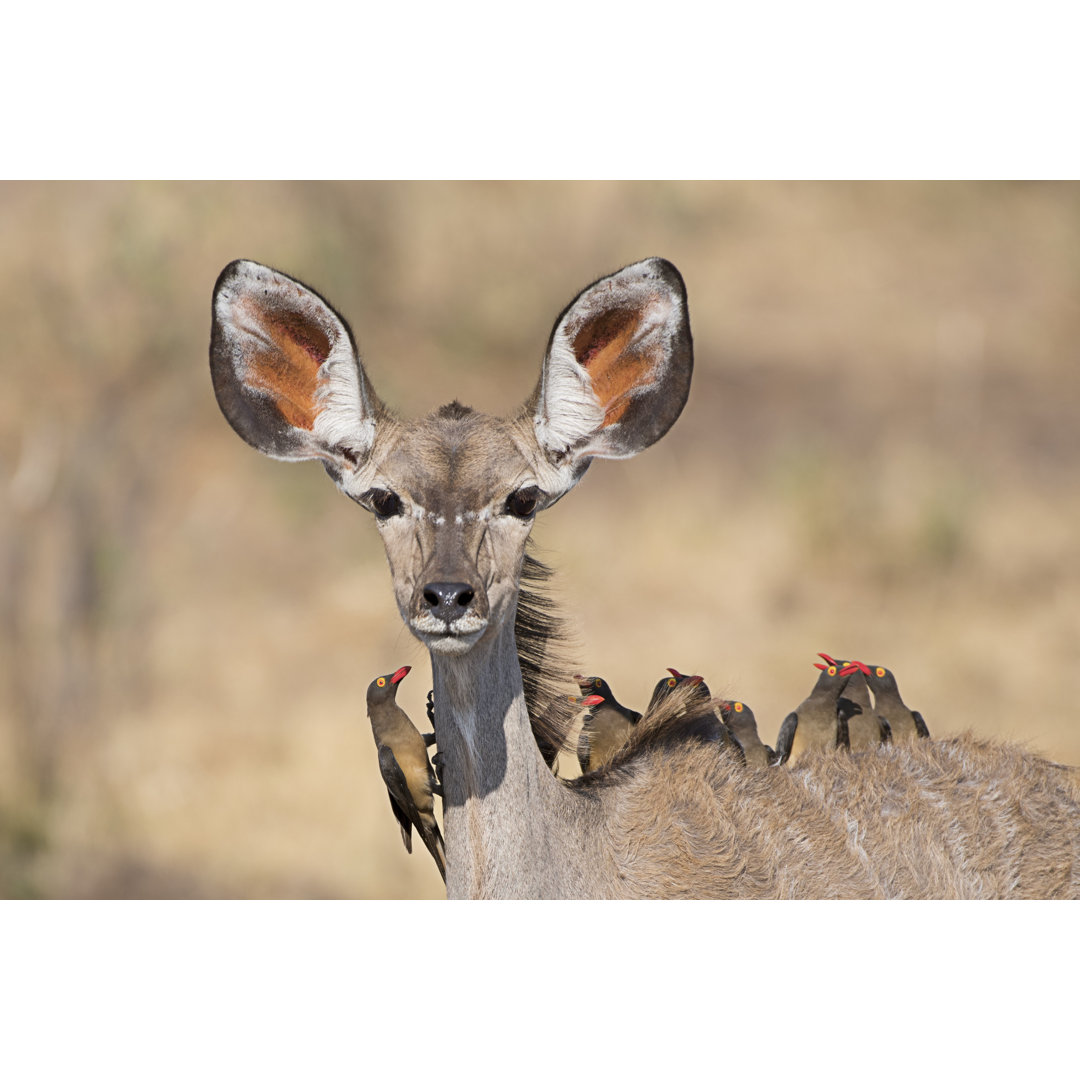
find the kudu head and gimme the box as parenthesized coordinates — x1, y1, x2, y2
(210, 258, 693, 657)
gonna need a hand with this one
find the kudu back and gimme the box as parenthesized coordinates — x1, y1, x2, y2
(210, 257, 1080, 898)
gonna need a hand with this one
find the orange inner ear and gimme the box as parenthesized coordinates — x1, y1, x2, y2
(572, 304, 653, 426)
(240, 298, 331, 431)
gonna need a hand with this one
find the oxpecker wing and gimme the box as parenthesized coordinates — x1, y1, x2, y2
(378, 745, 415, 853)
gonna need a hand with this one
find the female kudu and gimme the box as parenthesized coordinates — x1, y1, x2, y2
(210, 257, 1080, 898)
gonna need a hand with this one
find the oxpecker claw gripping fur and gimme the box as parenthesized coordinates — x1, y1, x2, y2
(423, 690, 438, 747)
(426, 689, 445, 787)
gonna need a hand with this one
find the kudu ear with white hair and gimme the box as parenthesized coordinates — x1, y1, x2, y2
(530, 257, 692, 489)
(210, 260, 382, 469)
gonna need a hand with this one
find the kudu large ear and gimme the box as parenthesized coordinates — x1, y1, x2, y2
(210, 260, 381, 467)
(531, 258, 692, 485)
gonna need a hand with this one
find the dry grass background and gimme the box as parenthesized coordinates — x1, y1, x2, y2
(1, 181, 1078, 899)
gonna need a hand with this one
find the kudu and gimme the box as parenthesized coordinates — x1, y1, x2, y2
(210, 257, 1080, 898)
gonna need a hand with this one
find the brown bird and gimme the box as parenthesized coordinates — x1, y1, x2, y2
(857, 662, 930, 744)
(646, 668, 693, 712)
(773, 661, 860, 766)
(657, 669, 746, 765)
(574, 675, 642, 774)
(818, 653, 891, 751)
(718, 700, 775, 768)
(367, 665, 446, 881)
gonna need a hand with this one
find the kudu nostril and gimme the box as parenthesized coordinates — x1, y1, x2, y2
(423, 581, 475, 619)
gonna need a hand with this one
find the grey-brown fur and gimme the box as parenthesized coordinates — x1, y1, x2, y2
(578, 716, 1080, 898)
(558, 686, 1080, 897)
(210, 257, 1080, 899)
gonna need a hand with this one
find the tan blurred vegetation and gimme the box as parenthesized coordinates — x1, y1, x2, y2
(1, 181, 1078, 899)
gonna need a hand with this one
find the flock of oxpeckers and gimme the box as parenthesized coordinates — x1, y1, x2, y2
(365, 653, 930, 882)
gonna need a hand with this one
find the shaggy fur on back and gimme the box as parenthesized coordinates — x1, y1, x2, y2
(560, 692, 1080, 899)
(799, 735, 1080, 898)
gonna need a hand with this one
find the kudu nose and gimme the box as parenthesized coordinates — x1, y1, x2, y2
(422, 581, 476, 622)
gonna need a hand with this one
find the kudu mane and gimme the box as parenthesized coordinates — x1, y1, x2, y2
(515, 547, 579, 769)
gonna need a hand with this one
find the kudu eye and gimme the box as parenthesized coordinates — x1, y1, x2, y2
(368, 488, 403, 519)
(505, 486, 540, 519)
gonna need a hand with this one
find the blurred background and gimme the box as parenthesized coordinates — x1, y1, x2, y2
(1, 181, 1078, 899)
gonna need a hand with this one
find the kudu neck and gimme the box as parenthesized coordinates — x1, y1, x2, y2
(428, 617, 582, 898)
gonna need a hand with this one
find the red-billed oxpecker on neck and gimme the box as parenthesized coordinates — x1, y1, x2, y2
(773, 660, 861, 766)
(818, 653, 891, 751)
(573, 675, 642, 775)
(719, 700, 775, 768)
(365, 665, 446, 882)
(853, 661, 931, 744)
